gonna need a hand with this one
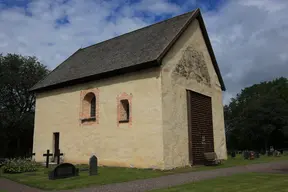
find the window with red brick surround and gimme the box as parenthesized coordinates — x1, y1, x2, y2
(80, 88, 99, 125)
(117, 92, 132, 127)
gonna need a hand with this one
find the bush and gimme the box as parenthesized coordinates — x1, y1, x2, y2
(2, 158, 38, 173)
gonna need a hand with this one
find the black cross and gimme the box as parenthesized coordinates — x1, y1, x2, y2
(43, 150, 53, 168)
(55, 149, 64, 165)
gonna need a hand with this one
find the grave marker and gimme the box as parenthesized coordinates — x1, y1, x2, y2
(43, 150, 53, 168)
(55, 149, 63, 165)
(231, 151, 236, 158)
(243, 151, 249, 159)
(48, 163, 79, 180)
(89, 155, 98, 176)
(255, 151, 260, 158)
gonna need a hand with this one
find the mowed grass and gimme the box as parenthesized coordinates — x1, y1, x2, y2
(1, 154, 288, 190)
(149, 172, 288, 192)
(0, 165, 166, 190)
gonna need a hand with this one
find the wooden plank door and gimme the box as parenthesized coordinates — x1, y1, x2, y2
(53, 132, 60, 160)
(187, 90, 214, 165)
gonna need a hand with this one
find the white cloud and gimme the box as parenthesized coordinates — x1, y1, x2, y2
(0, 0, 288, 105)
(204, 0, 288, 104)
(134, 0, 181, 14)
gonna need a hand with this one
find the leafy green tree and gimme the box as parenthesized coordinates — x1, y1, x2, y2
(0, 53, 49, 157)
(224, 77, 288, 151)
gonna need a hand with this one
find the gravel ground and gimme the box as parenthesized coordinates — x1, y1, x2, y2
(1, 160, 287, 192)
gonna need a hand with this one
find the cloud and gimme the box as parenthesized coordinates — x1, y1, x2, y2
(0, 0, 183, 66)
(204, 0, 288, 104)
(0, 0, 287, 105)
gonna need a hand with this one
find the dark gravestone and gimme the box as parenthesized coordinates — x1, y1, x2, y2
(89, 155, 98, 176)
(255, 151, 260, 158)
(243, 151, 249, 159)
(48, 163, 79, 180)
(268, 151, 273, 156)
(231, 151, 236, 158)
(260, 150, 266, 155)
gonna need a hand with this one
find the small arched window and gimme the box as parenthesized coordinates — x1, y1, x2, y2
(80, 88, 99, 125)
(82, 92, 96, 122)
(117, 92, 132, 127)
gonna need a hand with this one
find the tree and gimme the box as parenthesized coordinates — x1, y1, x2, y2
(0, 53, 50, 157)
(224, 77, 288, 151)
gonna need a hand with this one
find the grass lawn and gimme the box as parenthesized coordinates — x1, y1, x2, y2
(149, 172, 288, 192)
(0, 155, 288, 190)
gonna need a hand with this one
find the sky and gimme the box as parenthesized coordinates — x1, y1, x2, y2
(0, 0, 288, 104)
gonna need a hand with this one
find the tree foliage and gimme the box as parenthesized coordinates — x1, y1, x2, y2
(224, 77, 288, 151)
(0, 53, 49, 157)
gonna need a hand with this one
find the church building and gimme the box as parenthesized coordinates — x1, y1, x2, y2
(31, 8, 227, 170)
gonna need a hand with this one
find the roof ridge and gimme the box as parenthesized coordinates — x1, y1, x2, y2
(80, 9, 197, 51)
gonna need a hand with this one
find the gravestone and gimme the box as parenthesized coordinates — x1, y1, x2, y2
(273, 150, 281, 157)
(231, 151, 236, 158)
(89, 155, 98, 176)
(260, 150, 266, 155)
(243, 151, 249, 159)
(249, 151, 255, 160)
(48, 163, 79, 180)
(270, 146, 274, 152)
(255, 151, 260, 158)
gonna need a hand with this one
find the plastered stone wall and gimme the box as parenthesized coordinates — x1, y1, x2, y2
(33, 68, 165, 169)
(160, 19, 227, 169)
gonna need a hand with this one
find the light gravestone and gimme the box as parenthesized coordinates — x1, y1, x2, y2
(89, 155, 98, 176)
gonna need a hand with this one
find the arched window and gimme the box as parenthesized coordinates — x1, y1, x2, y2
(80, 88, 99, 125)
(82, 92, 97, 122)
(117, 92, 132, 127)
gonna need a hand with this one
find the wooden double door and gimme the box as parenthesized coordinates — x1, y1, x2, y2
(187, 90, 214, 165)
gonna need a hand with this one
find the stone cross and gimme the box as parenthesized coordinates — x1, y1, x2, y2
(89, 155, 98, 176)
(55, 149, 64, 165)
(43, 150, 53, 168)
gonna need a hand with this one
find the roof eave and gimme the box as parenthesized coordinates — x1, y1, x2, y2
(29, 48, 83, 93)
(197, 11, 226, 91)
(30, 60, 160, 93)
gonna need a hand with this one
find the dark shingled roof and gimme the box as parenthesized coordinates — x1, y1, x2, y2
(31, 8, 226, 92)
